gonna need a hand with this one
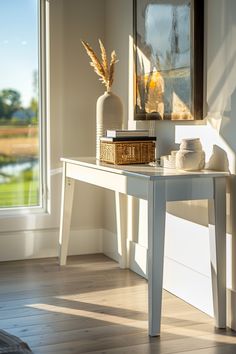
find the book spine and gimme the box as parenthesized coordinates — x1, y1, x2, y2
(101, 136, 156, 142)
(106, 130, 149, 138)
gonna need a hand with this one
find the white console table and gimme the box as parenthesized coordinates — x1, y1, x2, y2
(59, 157, 228, 336)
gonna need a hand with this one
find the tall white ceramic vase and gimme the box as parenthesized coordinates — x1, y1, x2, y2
(96, 91, 123, 160)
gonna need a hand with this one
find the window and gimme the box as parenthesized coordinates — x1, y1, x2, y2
(0, 0, 47, 210)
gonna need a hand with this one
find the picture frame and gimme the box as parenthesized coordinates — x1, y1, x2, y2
(133, 0, 204, 120)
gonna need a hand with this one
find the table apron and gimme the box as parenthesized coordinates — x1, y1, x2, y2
(165, 177, 214, 201)
(66, 163, 215, 201)
(66, 163, 149, 198)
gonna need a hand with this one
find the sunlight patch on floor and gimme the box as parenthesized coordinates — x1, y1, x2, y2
(54, 285, 148, 305)
(26, 303, 147, 329)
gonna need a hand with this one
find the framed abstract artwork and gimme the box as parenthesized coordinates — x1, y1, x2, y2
(133, 0, 204, 120)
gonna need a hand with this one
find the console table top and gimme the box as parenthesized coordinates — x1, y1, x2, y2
(61, 156, 229, 180)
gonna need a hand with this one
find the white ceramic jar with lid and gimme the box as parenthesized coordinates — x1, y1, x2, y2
(176, 138, 205, 171)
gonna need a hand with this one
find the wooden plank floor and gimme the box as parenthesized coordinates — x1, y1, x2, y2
(0, 254, 235, 354)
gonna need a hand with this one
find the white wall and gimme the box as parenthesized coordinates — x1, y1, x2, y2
(103, 0, 132, 241)
(60, 0, 106, 231)
(104, 0, 236, 329)
(0, 0, 106, 260)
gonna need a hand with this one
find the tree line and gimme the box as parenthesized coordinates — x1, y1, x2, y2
(0, 89, 38, 124)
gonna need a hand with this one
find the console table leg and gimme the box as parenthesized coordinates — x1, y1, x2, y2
(59, 163, 75, 266)
(148, 180, 166, 336)
(115, 192, 127, 268)
(208, 177, 226, 328)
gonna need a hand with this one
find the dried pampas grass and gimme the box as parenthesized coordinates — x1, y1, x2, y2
(81, 39, 118, 92)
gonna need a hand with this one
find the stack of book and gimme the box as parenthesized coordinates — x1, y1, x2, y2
(100, 129, 156, 142)
(100, 130, 156, 165)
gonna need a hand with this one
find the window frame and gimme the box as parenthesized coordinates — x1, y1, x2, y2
(0, 0, 49, 216)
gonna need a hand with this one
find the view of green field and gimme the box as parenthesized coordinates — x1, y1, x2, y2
(0, 124, 39, 208)
(0, 169, 39, 207)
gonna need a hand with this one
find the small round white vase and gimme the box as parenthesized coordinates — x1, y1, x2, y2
(176, 138, 205, 171)
(96, 91, 123, 160)
(179, 138, 203, 152)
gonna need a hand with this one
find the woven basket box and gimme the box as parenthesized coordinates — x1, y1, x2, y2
(100, 140, 155, 165)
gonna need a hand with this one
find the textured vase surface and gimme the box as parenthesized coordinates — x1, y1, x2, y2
(96, 91, 123, 159)
(176, 138, 205, 171)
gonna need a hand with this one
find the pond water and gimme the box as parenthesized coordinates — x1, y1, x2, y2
(0, 159, 38, 183)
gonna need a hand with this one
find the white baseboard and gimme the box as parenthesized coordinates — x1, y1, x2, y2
(103, 232, 236, 330)
(129, 240, 214, 316)
(103, 232, 214, 315)
(129, 240, 147, 279)
(164, 256, 213, 316)
(0, 228, 103, 262)
(227, 288, 236, 330)
(102, 229, 120, 262)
